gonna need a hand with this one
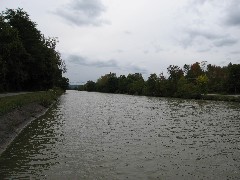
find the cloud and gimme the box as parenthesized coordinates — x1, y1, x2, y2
(54, 0, 109, 26)
(124, 31, 132, 35)
(230, 50, 240, 54)
(127, 65, 148, 74)
(179, 29, 223, 48)
(67, 54, 148, 74)
(224, 0, 240, 26)
(68, 55, 118, 68)
(189, 0, 211, 6)
(214, 38, 238, 47)
(180, 28, 238, 48)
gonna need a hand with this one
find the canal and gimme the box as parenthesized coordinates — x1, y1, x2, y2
(0, 90, 240, 179)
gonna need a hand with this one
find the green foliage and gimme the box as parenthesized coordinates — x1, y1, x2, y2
(226, 63, 240, 94)
(96, 72, 118, 93)
(0, 8, 69, 92)
(146, 73, 158, 96)
(196, 74, 209, 94)
(206, 64, 227, 93)
(80, 62, 240, 100)
(127, 73, 145, 95)
(175, 77, 197, 98)
(84, 81, 96, 92)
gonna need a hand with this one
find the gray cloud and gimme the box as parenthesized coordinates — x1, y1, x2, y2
(187, 29, 225, 40)
(224, 0, 240, 26)
(197, 47, 212, 53)
(190, 0, 210, 5)
(124, 31, 132, 35)
(55, 0, 109, 26)
(230, 50, 240, 54)
(116, 49, 124, 53)
(68, 55, 118, 68)
(180, 29, 223, 48)
(214, 38, 238, 47)
(67, 54, 148, 74)
(180, 29, 238, 48)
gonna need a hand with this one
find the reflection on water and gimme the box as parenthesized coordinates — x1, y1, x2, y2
(0, 90, 240, 179)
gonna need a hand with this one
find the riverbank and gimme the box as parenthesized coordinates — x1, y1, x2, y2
(0, 89, 64, 155)
(202, 94, 240, 102)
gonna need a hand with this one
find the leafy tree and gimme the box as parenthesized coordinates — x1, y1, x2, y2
(175, 77, 197, 98)
(206, 64, 226, 93)
(0, 15, 28, 91)
(155, 73, 169, 97)
(118, 75, 128, 93)
(146, 73, 158, 96)
(84, 80, 96, 92)
(186, 62, 203, 83)
(167, 65, 183, 95)
(0, 8, 68, 91)
(96, 72, 118, 93)
(127, 73, 145, 95)
(226, 63, 240, 94)
(196, 74, 208, 94)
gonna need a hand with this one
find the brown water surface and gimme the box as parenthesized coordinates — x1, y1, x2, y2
(0, 90, 240, 179)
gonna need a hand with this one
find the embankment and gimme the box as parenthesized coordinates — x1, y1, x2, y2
(0, 89, 63, 155)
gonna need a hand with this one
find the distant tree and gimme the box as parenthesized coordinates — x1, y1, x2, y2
(167, 65, 184, 95)
(196, 74, 208, 94)
(186, 62, 203, 83)
(127, 73, 145, 95)
(183, 64, 190, 76)
(118, 75, 128, 93)
(155, 73, 169, 97)
(206, 64, 226, 93)
(96, 72, 118, 93)
(226, 63, 240, 94)
(80, 61, 240, 99)
(146, 73, 158, 96)
(175, 76, 197, 98)
(85, 80, 96, 92)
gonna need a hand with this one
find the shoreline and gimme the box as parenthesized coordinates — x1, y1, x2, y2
(79, 90, 240, 103)
(0, 103, 51, 155)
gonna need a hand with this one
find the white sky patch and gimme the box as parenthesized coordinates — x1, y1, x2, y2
(1, 0, 240, 84)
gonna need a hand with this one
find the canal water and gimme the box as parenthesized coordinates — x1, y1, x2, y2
(0, 90, 240, 179)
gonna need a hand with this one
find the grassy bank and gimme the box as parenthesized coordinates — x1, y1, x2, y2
(0, 88, 64, 116)
(202, 94, 240, 102)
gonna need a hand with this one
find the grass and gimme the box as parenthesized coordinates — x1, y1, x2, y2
(0, 88, 64, 116)
(202, 94, 240, 102)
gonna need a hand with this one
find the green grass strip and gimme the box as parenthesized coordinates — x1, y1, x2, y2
(0, 89, 64, 116)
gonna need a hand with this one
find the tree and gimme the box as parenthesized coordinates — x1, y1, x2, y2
(226, 63, 240, 94)
(146, 73, 158, 96)
(186, 62, 203, 83)
(196, 74, 208, 94)
(206, 64, 226, 93)
(155, 73, 169, 97)
(1, 8, 68, 91)
(167, 65, 184, 95)
(175, 76, 197, 98)
(84, 80, 96, 92)
(126, 73, 145, 95)
(0, 15, 28, 91)
(118, 75, 128, 93)
(96, 72, 118, 93)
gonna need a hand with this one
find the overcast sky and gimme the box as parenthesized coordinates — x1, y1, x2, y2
(1, 0, 240, 84)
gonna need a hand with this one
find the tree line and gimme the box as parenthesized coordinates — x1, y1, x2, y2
(0, 8, 69, 92)
(79, 61, 240, 98)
